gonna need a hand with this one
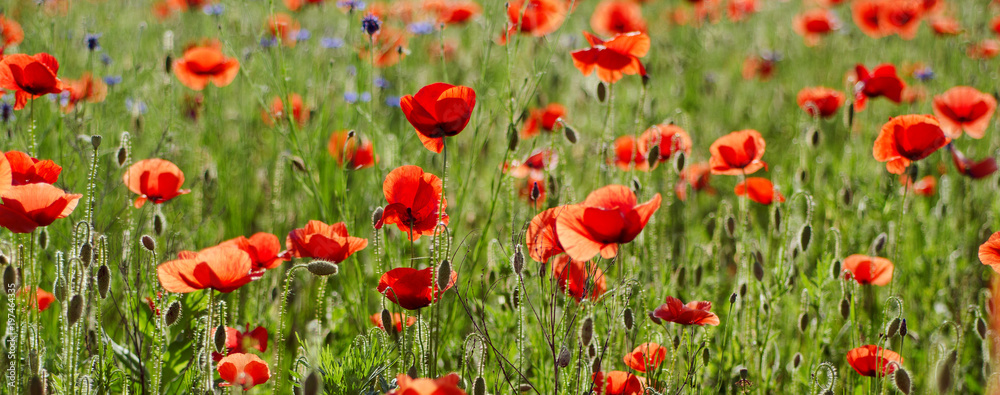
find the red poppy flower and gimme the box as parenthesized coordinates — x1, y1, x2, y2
(734, 177, 785, 205)
(370, 312, 417, 332)
(389, 373, 465, 395)
(157, 245, 254, 293)
(23, 287, 55, 312)
(283, 0, 324, 11)
(742, 54, 776, 81)
(526, 206, 565, 263)
(5, 151, 60, 185)
(968, 39, 1000, 60)
(328, 131, 378, 169)
(377, 266, 457, 310)
(0, 15, 23, 54)
(852, 0, 886, 38)
(675, 162, 716, 201)
(904, 174, 937, 196)
(797, 87, 845, 118)
(708, 129, 767, 175)
(872, 114, 949, 174)
(400, 83, 476, 153)
(520, 103, 566, 139)
(285, 220, 368, 263)
(930, 16, 961, 35)
(0, 53, 65, 110)
(551, 255, 607, 302)
(211, 324, 268, 362)
(507, 149, 557, 180)
(123, 159, 191, 208)
(612, 135, 649, 171)
(503, 0, 567, 40)
(62, 72, 108, 112)
(266, 13, 300, 47)
(726, 0, 757, 22)
(262, 93, 309, 127)
(979, 231, 1000, 273)
(879, 0, 923, 40)
(377, 165, 448, 241)
(932, 86, 996, 139)
(217, 353, 271, 390)
(590, 0, 647, 36)
(651, 295, 721, 326)
(637, 123, 693, 166)
(218, 232, 287, 271)
(571, 31, 649, 84)
(846, 345, 903, 377)
(425, 0, 481, 25)
(853, 64, 905, 111)
(0, 184, 81, 233)
(555, 185, 661, 261)
(172, 42, 240, 91)
(793, 9, 841, 46)
(592, 371, 645, 395)
(154, 0, 214, 17)
(360, 26, 409, 68)
(948, 144, 998, 179)
(623, 343, 666, 373)
(842, 254, 894, 286)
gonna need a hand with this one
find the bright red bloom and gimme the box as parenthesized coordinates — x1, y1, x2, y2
(328, 131, 378, 170)
(797, 87, 845, 118)
(526, 206, 565, 263)
(879, 0, 923, 40)
(846, 345, 903, 377)
(5, 151, 60, 185)
(377, 266, 457, 310)
(507, 149, 557, 180)
(172, 42, 240, 91)
(361, 25, 409, 68)
(218, 232, 287, 271)
(285, 220, 368, 263)
(400, 83, 476, 153)
(675, 162, 715, 201)
(266, 13, 300, 47)
(853, 63, 905, 111)
(503, 0, 567, 39)
(377, 165, 448, 241)
(637, 123, 692, 166)
(852, 0, 885, 38)
(904, 174, 937, 196)
(590, 0, 647, 36)
(842, 254, 894, 286)
(157, 246, 254, 293)
(262, 93, 309, 127)
(123, 159, 190, 208)
(0, 184, 81, 233)
(424, 0, 482, 25)
(0, 53, 64, 110)
(551, 255, 607, 302)
(370, 312, 416, 332)
(932, 86, 996, 139)
(734, 177, 785, 205)
(211, 324, 268, 362)
(62, 73, 108, 112)
(592, 371, 644, 395)
(29, 287, 55, 312)
(555, 185, 661, 261)
(948, 144, 998, 179)
(571, 31, 649, 84)
(389, 373, 466, 395)
(154, 0, 214, 17)
(930, 16, 961, 35)
(968, 39, 1000, 59)
(726, 0, 757, 22)
(979, 231, 1000, 273)
(793, 9, 841, 46)
(0, 15, 23, 54)
(284, 0, 324, 11)
(872, 114, 949, 174)
(217, 353, 271, 390)
(623, 343, 666, 373)
(651, 296, 721, 326)
(742, 54, 776, 81)
(520, 103, 566, 139)
(708, 129, 767, 175)
(612, 135, 649, 171)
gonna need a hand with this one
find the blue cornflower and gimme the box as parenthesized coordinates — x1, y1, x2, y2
(85, 33, 102, 51)
(321, 37, 345, 49)
(361, 14, 381, 36)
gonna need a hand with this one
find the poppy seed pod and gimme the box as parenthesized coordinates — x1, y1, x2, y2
(153, 212, 166, 236)
(730, 292, 737, 304)
(141, 235, 156, 252)
(68, 294, 84, 326)
(407, 365, 418, 379)
(303, 370, 322, 395)
(839, 298, 851, 319)
(674, 151, 686, 173)
(581, 317, 594, 346)
(38, 228, 48, 250)
(372, 207, 384, 229)
(623, 308, 634, 330)
(91, 135, 102, 150)
(798, 312, 810, 333)
(164, 301, 182, 326)
(563, 124, 578, 144)
(739, 368, 749, 379)
(591, 357, 601, 373)
(97, 265, 111, 299)
(886, 318, 901, 337)
(702, 347, 711, 365)
(437, 259, 453, 291)
(672, 334, 681, 349)
(557, 346, 571, 368)
(647, 145, 660, 169)
(799, 225, 812, 251)
(792, 352, 802, 369)
(830, 259, 842, 279)
(116, 146, 128, 168)
(597, 82, 607, 102)
(894, 368, 912, 395)
(214, 324, 227, 353)
(511, 246, 524, 275)
(380, 309, 392, 332)
(307, 260, 339, 276)
(473, 377, 486, 395)
(80, 243, 93, 267)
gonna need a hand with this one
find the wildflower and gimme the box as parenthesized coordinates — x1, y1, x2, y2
(388, 373, 465, 394)
(551, 255, 607, 302)
(501, 0, 566, 41)
(592, 371, 645, 395)
(284, 220, 368, 263)
(651, 296, 721, 326)
(948, 144, 998, 179)
(709, 129, 767, 175)
(328, 131, 378, 169)
(202, 3, 225, 15)
(979, 231, 1000, 273)
(623, 343, 666, 372)
(571, 31, 649, 84)
(265, 13, 300, 47)
(932, 86, 996, 139)
(103, 75, 122, 87)
(320, 37, 345, 49)
(157, 246, 254, 293)
(846, 345, 903, 377)
(590, 0, 647, 36)
(400, 83, 476, 153)
(62, 73, 108, 112)
(852, 63, 905, 111)
(361, 13, 382, 35)
(872, 114, 949, 174)
(211, 324, 268, 362)
(377, 165, 447, 240)
(526, 206, 565, 262)
(675, 162, 715, 201)
(842, 254, 893, 285)
(555, 184, 661, 261)
(262, 93, 309, 127)
(172, 42, 239, 90)
(734, 177, 785, 205)
(216, 233, 287, 272)
(370, 312, 416, 332)
(217, 353, 271, 390)
(6, 151, 61, 185)
(0, 53, 65, 110)
(84, 33, 102, 51)
(0, 184, 81, 233)
(638, 123, 692, 166)
(0, 15, 23, 54)
(123, 159, 190, 208)
(797, 87, 845, 118)
(792, 8, 841, 46)
(520, 103, 566, 139)
(377, 266, 457, 310)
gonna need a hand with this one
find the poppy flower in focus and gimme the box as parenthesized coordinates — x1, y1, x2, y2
(6, 151, 61, 185)
(571, 31, 649, 84)
(846, 345, 903, 377)
(902, 174, 937, 196)
(219, 232, 287, 271)
(930, 16, 961, 35)
(360, 26, 409, 68)
(123, 159, 190, 208)
(675, 162, 716, 201)
(265, 13, 301, 47)
(502, 0, 567, 41)
(948, 144, 998, 179)
(623, 343, 666, 373)
(652, 296, 720, 326)
(797, 87, 845, 118)
(793, 9, 841, 46)
(262, 93, 309, 127)
(637, 123, 692, 166)
(931, 86, 996, 139)
(612, 135, 649, 171)
(968, 39, 1000, 60)
(211, 324, 268, 362)
(0, 53, 65, 110)
(842, 254, 894, 285)
(285, 220, 368, 263)
(507, 149, 557, 180)
(0, 15, 23, 54)
(172, 42, 240, 90)
(592, 371, 645, 395)
(370, 312, 416, 332)
(400, 82, 476, 153)
(872, 114, 949, 174)
(551, 255, 607, 302)
(520, 103, 566, 139)
(726, 0, 757, 22)
(852, 63, 905, 111)
(852, 0, 885, 38)
(157, 246, 254, 293)
(389, 373, 466, 395)
(377, 266, 457, 310)
(526, 206, 566, 263)
(590, 0, 647, 36)
(979, 231, 1000, 273)
(217, 353, 271, 390)
(734, 177, 785, 205)
(879, 0, 923, 39)
(62, 73, 108, 112)
(0, 184, 81, 234)
(328, 131, 378, 169)
(555, 184, 661, 261)
(708, 129, 767, 175)
(377, 165, 448, 241)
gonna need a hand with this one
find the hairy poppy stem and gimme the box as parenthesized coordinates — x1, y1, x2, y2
(272, 263, 307, 392)
(599, 83, 616, 185)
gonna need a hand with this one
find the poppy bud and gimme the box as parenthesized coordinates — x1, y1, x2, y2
(648, 310, 662, 325)
(677, 267, 686, 286)
(68, 294, 84, 326)
(597, 82, 607, 102)
(116, 146, 128, 168)
(38, 228, 48, 250)
(153, 212, 167, 236)
(303, 370, 322, 395)
(807, 127, 821, 148)
(507, 125, 519, 151)
(797, 312, 809, 333)
(796, 168, 808, 184)
(886, 317, 901, 338)
(672, 334, 680, 349)
(97, 265, 111, 299)
(518, 384, 531, 392)
(214, 324, 227, 353)
(588, 343, 597, 358)
(80, 243, 93, 267)
(307, 260, 339, 276)
(631, 178, 641, 193)
(27, 376, 42, 395)
(54, 279, 67, 302)
(894, 368, 912, 395)
(792, 352, 802, 369)
(372, 207, 384, 229)
(976, 316, 987, 339)
(563, 124, 578, 144)
(437, 259, 452, 291)
(164, 301, 182, 326)
(2, 265, 16, 294)
(407, 365, 418, 379)
(530, 181, 541, 201)
(674, 151, 686, 173)
(0, 254, 7, 266)
(379, 309, 392, 333)
(473, 377, 486, 395)
(739, 282, 747, 299)
(845, 101, 854, 128)
(647, 145, 660, 169)
(840, 186, 853, 206)
(140, 235, 155, 252)
(557, 346, 571, 368)
(872, 233, 887, 254)
(729, 292, 737, 304)
(511, 246, 524, 275)
(937, 351, 955, 392)
(512, 286, 520, 309)
(291, 156, 307, 172)
(725, 216, 736, 238)
(839, 298, 851, 320)
(694, 265, 703, 286)
(753, 259, 764, 282)
(623, 308, 634, 331)
(591, 357, 601, 373)
(580, 317, 594, 346)
(799, 225, 812, 252)
(91, 135, 102, 150)
(900, 318, 907, 337)
(739, 368, 749, 379)
(164, 54, 173, 74)
(830, 259, 841, 279)
(700, 347, 710, 365)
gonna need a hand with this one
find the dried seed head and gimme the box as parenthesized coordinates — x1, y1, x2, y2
(580, 317, 594, 346)
(886, 318, 901, 338)
(557, 346, 571, 368)
(3, 265, 17, 294)
(153, 212, 166, 236)
(307, 260, 339, 276)
(38, 228, 48, 250)
(437, 259, 452, 290)
(80, 243, 93, 267)
(597, 82, 607, 102)
(97, 264, 111, 299)
(900, 318, 908, 337)
(830, 259, 842, 280)
(872, 233, 887, 254)
(214, 324, 227, 352)
(563, 124, 578, 144)
(303, 370, 323, 395)
(116, 146, 128, 167)
(977, 316, 987, 339)
(141, 235, 156, 252)
(623, 308, 634, 331)
(68, 294, 84, 326)
(799, 225, 812, 252)
(511, 246, 524, 275)
(372, 207, 384, 229)
(792, 352, 802, 369)
(473, 377, 486, 395)
(725, 216, 736, 237)
(798, 312, 810, 333)
(839, 298, 851, 320)
(164, 301, 182, 326)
